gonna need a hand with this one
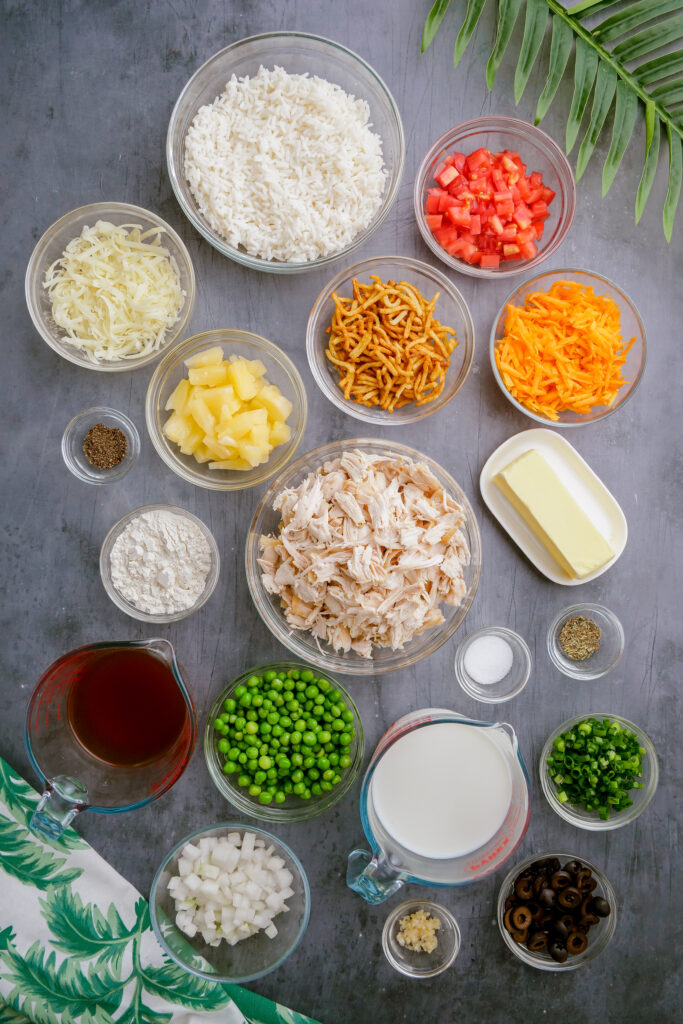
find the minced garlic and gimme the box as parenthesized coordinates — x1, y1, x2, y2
(396, 909, 441, 953)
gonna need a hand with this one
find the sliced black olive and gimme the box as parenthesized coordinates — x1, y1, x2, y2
(534, 873, 549, 896)
(579, 912, 600, 928)
(505, 895, 515, 911)
(550, 919, 568, 942)
(539, 887, 557, 908)
(550, 869, 572, 890)
(527, 931, 549, 952)
(537, 911, 553, 927)
(563, 859, 582, 876)
(558, 886, 582, 909)
(545, 857, 561, 875)
(530, 860, 548, 873)
(549, 941, 568, 964)
(592, 896, 611, 918)
(512, 905, 533, 930)
(567, 930, 588, 954)
(511, 926, 529, 944)
(559, 913, 576, 930)
(503, 906, 516, 934)
(514, 875, 534, 900)
(576, 868, 595, 892)
(530, 902, 545, 921)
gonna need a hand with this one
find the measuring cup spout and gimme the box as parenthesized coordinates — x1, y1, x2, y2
(29, 776, 88, 842)
(346, 849, 405, 905)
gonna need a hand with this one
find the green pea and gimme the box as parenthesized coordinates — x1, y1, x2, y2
(246, 676, 260, 687)
(317, 678, 331, 692)
(322, 769, 335, 782)
(218, 739, 230, 753)
(237, 773, 251, 787)
(247, 759, 258, 772)
(292, 782, 305, 795)
(228, 747, 240, 761)
(303, 731, 316, 746)
(254, 770, 267, 784)
(248, 783, 261, 796)
(320, 780, 333, 792)
(305, 684, 319, 698)
(288, 669, 301, 680)
(246, 745, 259, 759)
(319, 731, 331, 745)
(341, 708, 354, 723)
(239, 692, 252, 707)
(291, 769, 304, 783)
(278, 756, 291, 771)
(267, 712, 279, 725)
(251, 694, 263, 708)
(332, 774, 341, 785)
(311, 782, 322, 796)
(317, 757, 330, 771)
(213, 718, 226, 732)
(339, 732, 352, 746)
(283, 780, 293, 794)
(328, 753, 340, 766)
(259, 755, 272, 770)
(234, 684, 247, 698)
(264, 670, 277, 683)
(291, 731, 302, 745)
(245, 721, 258, 735)
(237, 752, 247, 765)
(332, 719, 345, 731)
(307, 768, 320, 781)
(303, 755, 316, 769)
(246, 709, 258, 722)
(222, 760, 237, 774)
(274, 791, 286, 804)
(271, 724, 283, 738)
(301, 669, 314, 682)
(280, 716, 292, 729)
(235, 717, 246, 731)
(258, 791, 273, 804)
(283, 677, 295, 691)
(339, 755, 351, 769)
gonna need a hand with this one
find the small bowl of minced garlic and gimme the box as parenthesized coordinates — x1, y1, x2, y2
(381, 900, 460, 978)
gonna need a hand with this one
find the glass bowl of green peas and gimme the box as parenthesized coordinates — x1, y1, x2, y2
(204, 662, 365, 822)
(539, 713, 659, 831)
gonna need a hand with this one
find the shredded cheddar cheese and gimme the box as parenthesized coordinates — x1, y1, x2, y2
(44, 220, 184, 362)
(494, 281, 634, 421)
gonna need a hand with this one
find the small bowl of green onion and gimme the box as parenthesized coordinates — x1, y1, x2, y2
(204, 662, 364, 822)
(540, 713, 658, 831)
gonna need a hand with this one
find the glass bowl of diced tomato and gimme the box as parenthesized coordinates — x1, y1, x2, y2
(414, 117, 575, 278)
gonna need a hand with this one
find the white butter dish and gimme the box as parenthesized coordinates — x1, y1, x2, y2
(479, 429, 627, 585)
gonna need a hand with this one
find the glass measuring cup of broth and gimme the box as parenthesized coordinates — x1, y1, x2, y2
(25, 639, 196, 840)
(346, 709, 530, 904)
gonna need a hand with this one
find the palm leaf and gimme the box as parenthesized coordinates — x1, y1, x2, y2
(0, 816, 82, 890)
(422, 0, 683, 240)
(138, 962, 234, 1011)
(0, 1003, 34, 1024)
(39, 888, 134, 973)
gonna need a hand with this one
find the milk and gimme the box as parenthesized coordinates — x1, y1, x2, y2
(370, 722, 513, 859)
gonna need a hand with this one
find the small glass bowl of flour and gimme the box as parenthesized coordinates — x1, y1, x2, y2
(100, 504, 220, 622)
(454, 626, 532, 704)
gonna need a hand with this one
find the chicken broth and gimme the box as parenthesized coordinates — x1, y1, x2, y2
(370, 722, 512, 859)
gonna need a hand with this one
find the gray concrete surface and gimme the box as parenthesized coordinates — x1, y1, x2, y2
(2, 2, 681, 1022)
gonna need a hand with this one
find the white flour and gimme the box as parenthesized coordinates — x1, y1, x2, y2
(109, 510, 212, 615)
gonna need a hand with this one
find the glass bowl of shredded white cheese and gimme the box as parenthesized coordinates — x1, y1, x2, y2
(167, 32, 404, 273)
(26, 201, 195, 371)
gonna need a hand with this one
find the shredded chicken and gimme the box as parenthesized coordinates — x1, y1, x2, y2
(258, 450, 470, 658)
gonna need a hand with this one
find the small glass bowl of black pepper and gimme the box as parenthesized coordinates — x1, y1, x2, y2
(62, 407, 140, 485)
(497, 851, 617, 971)
(547, 603, 624, 680)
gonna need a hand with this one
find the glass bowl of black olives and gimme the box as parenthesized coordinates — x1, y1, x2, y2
(497, 852, 617, 970)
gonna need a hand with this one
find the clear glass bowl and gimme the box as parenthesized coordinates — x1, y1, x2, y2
(490, 268, 647, 426)
(25, 202, 195, 371)
(540, 713, 658, 831)
(547, 604, 624, 680)
(167, 31, 404, 274)
(497, 851, 617, 971)
(454, 626, 531, 703)
(204, 662, 364, 822)
(414, 116, 575, 279)
(306, 255, 475, 426)
(382, 899, 460, 978)
(245, 438, 482, 676)
(145, 329, 307, 491)
(149, 822, 311, 983)
(100, 503, 220, 623)
(62, 407, 140, 484)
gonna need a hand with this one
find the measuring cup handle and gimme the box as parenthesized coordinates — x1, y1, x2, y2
(29, 776, 88, 843)
(346, 848, 405, 905)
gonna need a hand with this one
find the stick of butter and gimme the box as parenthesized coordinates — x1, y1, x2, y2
(493, 449, 614, 579)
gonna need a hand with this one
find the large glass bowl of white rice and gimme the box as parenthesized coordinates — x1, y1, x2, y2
(167, 32, 405, 274)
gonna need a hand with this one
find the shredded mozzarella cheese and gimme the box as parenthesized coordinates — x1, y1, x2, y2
(44, 220, 184, 362)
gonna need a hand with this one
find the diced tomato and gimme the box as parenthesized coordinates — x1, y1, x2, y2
(436, 165, 459, 188)
(426, 144, 556, 267)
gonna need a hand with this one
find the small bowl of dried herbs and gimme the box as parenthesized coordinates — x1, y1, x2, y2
(546, 603, 624, 680)
(62, 407, 140, 485)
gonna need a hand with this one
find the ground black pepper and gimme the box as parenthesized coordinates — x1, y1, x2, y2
(82, 423, 127, 469)
(558, 616, 601, 661)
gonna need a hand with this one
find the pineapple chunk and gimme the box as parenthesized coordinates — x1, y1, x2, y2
(164, 411, 193, 444)
(227, 360, 258, 401)
(268, 421, 291, 447)
(208, 457, 252, 471)
(238, 441, 268, 467)
(225, 409, 268, 440)
(188, 364, 230, 387)
(184, 345, 225, 369)
(165, 378, 191, 414)
(248, 423, 270, 449)
(188, 394, 216, 435)
(192, 443, 213, 464)
(257, 384, 293, 423)
(203, 385, 239, 419)
(244, 358, 267, 378)
(202, 435, 235, 461)
(179, 423, 204, 455)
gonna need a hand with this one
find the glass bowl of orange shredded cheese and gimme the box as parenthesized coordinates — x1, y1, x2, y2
(490, 268, 646, 427)
(307, 255, 475, 426)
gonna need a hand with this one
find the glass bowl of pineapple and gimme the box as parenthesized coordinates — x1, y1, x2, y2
(145, 330, 308, 490)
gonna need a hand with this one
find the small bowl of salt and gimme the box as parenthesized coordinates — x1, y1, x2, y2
(454, 626, 532, 703)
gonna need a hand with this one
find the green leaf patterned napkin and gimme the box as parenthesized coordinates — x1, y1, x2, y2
(0, 758, 322, 1024)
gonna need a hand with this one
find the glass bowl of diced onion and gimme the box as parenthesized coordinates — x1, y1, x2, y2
(25, 201, 196, 371)
(145, 329, 307, 491)
(149, 822, 311, 983)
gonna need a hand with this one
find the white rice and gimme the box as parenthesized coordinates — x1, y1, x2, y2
(184, 65, 387, 263)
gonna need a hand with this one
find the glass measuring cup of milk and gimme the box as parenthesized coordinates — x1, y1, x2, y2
(25, 639, 196, 841)
(347, 709, 530, 904)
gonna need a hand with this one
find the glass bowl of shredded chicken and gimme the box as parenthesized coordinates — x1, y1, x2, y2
(246, 439, 482, 676)
(26, 202, 195, 371)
